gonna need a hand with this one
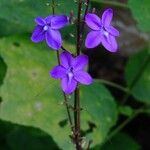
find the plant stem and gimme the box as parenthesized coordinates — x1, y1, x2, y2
(51, 0, 74, 136)
(95, 79, 129, 93)
(105, 107, 144, 142)
(74, 0, 83, 149)
(63, 92, 74, 132)
(74, 86, 81, 150)
(52, 0, 55, 14)
(76, 0, 82, 56)
(122, 55, 150, 104)
(56, 50, 74, 135)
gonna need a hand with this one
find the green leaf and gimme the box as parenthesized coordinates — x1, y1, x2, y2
(0, 35, 117, 149)
(119, 105, 134, 117)
(100, 132, 141, 150)
(0, 0, 77, 32)
(125, 49, 150, 103)
(80, 82, 118, 148)
(128, 0, 150, 32)
(0, 120, 59, 150)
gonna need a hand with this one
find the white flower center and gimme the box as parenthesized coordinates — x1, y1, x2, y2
(103, 30, 109, 37)
(68, 72, 73, 79)
(43, 25, 49, 31)
(67, 67, 74, 83)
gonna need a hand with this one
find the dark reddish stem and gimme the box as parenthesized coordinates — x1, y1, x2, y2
(74, 0, 83, 149)
(74, 86, 81, 150)
(76, 0, 82, 56)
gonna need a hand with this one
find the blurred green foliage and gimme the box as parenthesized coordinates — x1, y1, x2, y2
(128, 0, 150, 32)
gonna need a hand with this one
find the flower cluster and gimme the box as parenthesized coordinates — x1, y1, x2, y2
(31, 8, 119, 94)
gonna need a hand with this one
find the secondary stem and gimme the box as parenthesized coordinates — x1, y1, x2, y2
(56, 50, 74, 135)
(51, 0, 74, 138)
(96, 79, 129, 93)
(105, 107, 144, 142)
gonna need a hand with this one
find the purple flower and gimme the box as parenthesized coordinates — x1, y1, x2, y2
(85, 8, 119, 52)
(31, 15, 69, 50)
(50, 51, 93, 94)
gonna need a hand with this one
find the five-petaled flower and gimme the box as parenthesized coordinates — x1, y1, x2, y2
(50, 51, 93, 94)
(85, 8, 119, 52)
(31, 15, 69, 50)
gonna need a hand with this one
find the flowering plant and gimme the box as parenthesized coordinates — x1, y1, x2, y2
(0, 0, 150, 150)
(31, 1, 119, 149)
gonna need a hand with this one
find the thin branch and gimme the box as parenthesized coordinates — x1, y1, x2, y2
(51, 0, 74, 136)
(105, 107, 144, 143)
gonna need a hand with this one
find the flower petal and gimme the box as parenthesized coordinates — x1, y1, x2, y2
(35, 17, 45, 26)
(85, 13, 101, 30)
(45, 15, 53, 24)
(101, 35, 118, 52)
(50, 66, 66, 79)
(73, 55, 88, 71)
(45, 29, 62, 50)
(60, 51, 73, 68)
(102, 8, 113, 27)
(61, 77, 77, 94)
(105, 26, 119, 36)
(51, 15, 69, 29)
(31, 26, 45, 43)
(74, 71, 93, 85)
(85, 31, 101, 48)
